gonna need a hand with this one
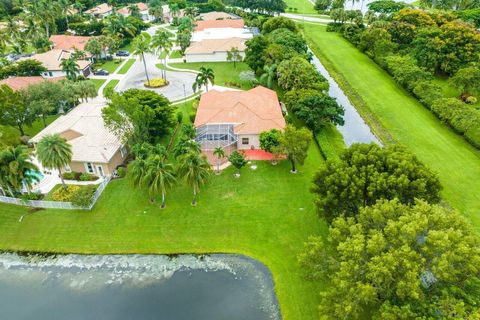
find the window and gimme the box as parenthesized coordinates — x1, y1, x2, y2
(48, 72, 53, 77)
(242, 138, 249, 145)
(85, 162, 95, 174)
(120, 145, 127, 158)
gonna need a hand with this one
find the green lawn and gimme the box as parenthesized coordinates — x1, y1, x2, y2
(169, 50, 183, 59)
(88, 79, 106, 93)
(117, 59, 136, 74)
(303, 22, 480, 230)
(103, 79, 120, 94)
(285, 0, 317, 14)
(169, 62, 256, 90)
(0, 115, 60, 146)
(0, 144, 329, 320)
(92, 59, 122, 73)
(433, 77, 480, 108)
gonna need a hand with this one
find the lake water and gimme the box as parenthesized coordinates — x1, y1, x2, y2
(309, 49, 381, 146)
(0, 253, 281, 320)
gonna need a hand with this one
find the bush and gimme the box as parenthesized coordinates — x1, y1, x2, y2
(326, 22, 343, 32)
(62, 172, 77, 180)
(144, 78, 169, 88)
(189, 112, 196, 123)
(465, 96, 478, 105)
(71, 185, 96, 207)
(116, 166, 126, 178)
(224, 81, 242, 88)
(412, 81, 443, 107)
(20, 192, 43, 201)
(176, 111, 183, 123)
(79, 173, 98, 181)
(52, 185, 81, 202)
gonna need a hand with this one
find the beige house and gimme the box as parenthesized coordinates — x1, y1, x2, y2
(185, 37, 246, 62)
(31, 102, 127, 177)
(194, 86, 286, 163)
(23, 49, 92, 79)
(117, 2, 153, 21)
(85, 3, 113, 18)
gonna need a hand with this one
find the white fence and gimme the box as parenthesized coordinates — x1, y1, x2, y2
(0, 176, 111, 211)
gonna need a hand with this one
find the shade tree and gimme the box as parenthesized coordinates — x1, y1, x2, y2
(276, 125, 312, 173)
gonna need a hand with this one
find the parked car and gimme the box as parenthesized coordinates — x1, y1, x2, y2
(116, 51, 130, 57)
(93, 69, 109, 76)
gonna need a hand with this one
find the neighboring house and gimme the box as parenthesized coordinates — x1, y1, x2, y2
(85, 3, 113, 18)
(194, 86, 286, 164)
(49, 35, 92, 52)
(31, 102, 127, 177)
(117, 2, 153, 21)
(197, 11, 238, 21)
(185, 37, 246, 62)
(23, 49, 92, 78)
(192, 19, 253, 42)
(0, 76, 64, 91)
(161, 4, 184, 23)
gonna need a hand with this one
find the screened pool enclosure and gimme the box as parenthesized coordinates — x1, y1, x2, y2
(196, 124, 238, 150)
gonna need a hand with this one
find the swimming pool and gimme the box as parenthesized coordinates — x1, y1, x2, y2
(25, 170, 45, 183)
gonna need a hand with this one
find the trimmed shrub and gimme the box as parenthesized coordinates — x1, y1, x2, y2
(116, 166, 126, 178)
(189, 112, 196, 123)
(412, 81, 443, 107)
(79, 173, 98, 181)
(52, 185, 81, 202)
(62, 172, 77, 180)
(71, 185, 96, 207)
(144, 78, 169, 88)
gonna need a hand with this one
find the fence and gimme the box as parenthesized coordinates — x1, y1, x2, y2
(0, 176, 111, 211)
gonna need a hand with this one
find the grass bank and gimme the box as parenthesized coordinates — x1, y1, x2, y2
(285, 0, 317, 14)
(0, 145, 328, 320)
(302, 22, 480, 230)
(117, 59, 136, 74)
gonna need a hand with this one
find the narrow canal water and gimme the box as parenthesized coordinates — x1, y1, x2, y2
(0, 253, 281, 320)
(309, 49, 380, 146)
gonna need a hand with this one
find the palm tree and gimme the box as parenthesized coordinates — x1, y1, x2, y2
(184, 6, 198, 19)
(0, 146, 39, 195)
(213, 147, 225, 174)
(36, 134, 72, 190)
(192, 67, 215, 92)
(177, 151, 212, 206)
(144, 155, 176, 208)
(151, 29, 173, 80)
(132, 33, 154, 86)
(103, 14, 137, 39)
(61, 57, 80, 80)
(260, 64, 276, 89)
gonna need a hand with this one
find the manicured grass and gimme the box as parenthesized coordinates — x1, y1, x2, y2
(103, 79, 120, 94)
(169, 50, 183, 59)
(92, 59, 122, 73)
(88, 79, 106, 93)
(303, 22, 480, 230)
(0, 144, 328, 320)
(169, 61, 256, 90)
(0, 115, 60, 145)
(117, 59, 136, 74)
(285, 0, 317, 14)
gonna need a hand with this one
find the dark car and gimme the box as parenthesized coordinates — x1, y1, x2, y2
(93, 69, 109, 76)
(116, 51, 130, 57)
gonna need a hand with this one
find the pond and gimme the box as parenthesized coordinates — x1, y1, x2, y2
(0, 253, 281, 320)
(309, 49, 381, 146)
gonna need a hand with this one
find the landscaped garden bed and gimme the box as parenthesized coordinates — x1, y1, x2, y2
(144, 78, 169, 88)
(62, 171, 99, 182)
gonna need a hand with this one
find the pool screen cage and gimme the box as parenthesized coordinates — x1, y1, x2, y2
(196, 124, 238, 150)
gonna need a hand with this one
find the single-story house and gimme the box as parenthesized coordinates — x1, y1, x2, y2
(197, 11, 238, 21)
(0, 76, 64, 91)
(24, 49, 92, 79)
(117, 2, 153, 21)
(194, 86, 286, 164)
(30, 102, 127, 177)
(160, 4, 184, 23)
(191, 19, 253, 42)
(185, 37, 246, 62)
(49, 35, 92, 52)
(85, 3, 113, 18)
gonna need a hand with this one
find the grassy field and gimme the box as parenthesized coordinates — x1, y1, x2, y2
(0, 115, 60, 146)
(88, 79, 106, 92)
(92, 59, 122, 73)
(285, 0, 317, 14)
(303, 22, 480, 230)
(169, 62, 256, 90)
(169, 50, 183, 59)
(117, 59, 136, 74)
(0, 144, 329, 320)
(103, 79, 120, 94)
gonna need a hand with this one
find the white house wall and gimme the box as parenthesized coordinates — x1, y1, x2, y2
(191, 28, 253, 42)
(237, 134, 260, 150)
(185, 51, 245, 63)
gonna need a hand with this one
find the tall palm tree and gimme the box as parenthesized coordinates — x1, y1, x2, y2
(260, 64, 277, 89)
(144, 155, 176, 208)
(192, 67, 215, 92)
(0, 146, 39, 195)
(132, 33, 154, 86)
(184, 6, 198, 19)
(103, 14, 137, 39)
(213, 147, 225, 174)
(151, 29, 173, 80)
(61, 57, 80, 80)
(36, 134, 72, 190)
(177, 151, 212, 206)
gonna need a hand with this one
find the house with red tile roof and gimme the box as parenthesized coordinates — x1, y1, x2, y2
(194, 19, 245, 32)
(49, 35, 92, 51)
(85, 3, 113, 18)
(0, 76, 64, 91)
(194, 86, 286, 162)
(117, 2, 153, 21)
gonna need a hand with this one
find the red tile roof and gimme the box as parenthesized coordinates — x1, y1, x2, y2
(0, 76, 64, 91)
(49, 35, 92, 51)
(194, 19, 245, 31)
(194, 86, 286, 135)
(117, 2, 148, 15)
